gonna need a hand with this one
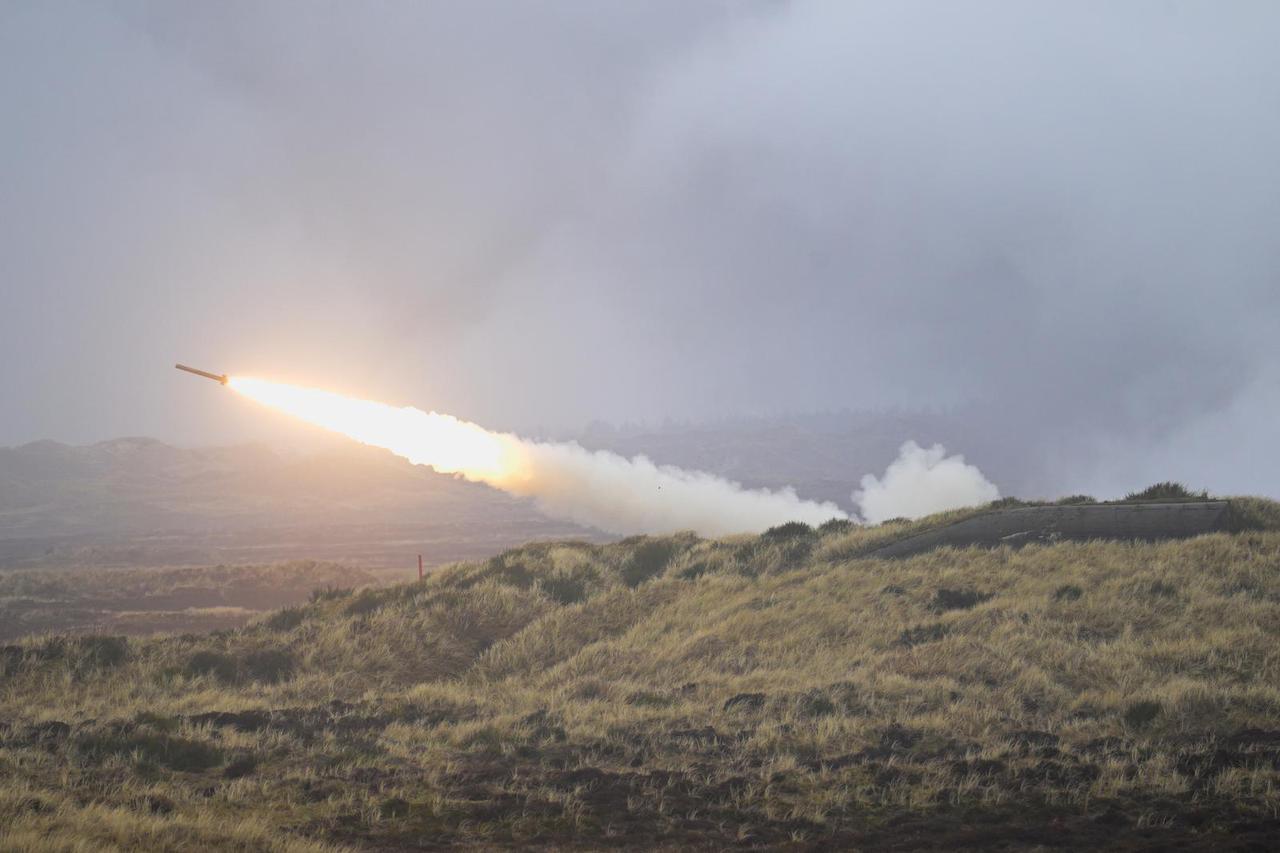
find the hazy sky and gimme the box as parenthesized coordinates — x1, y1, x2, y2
(3, 1, 1278, 498)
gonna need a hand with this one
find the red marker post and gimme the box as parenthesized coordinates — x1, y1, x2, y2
(418, 554, 424, 581)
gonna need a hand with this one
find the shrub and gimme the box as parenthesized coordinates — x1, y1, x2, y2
(678, 561, 711, 581)
(32, 637, 67, 663)
(1056, 495, 1097, 505)
(1123, 700, 1163, 728)
(77, 730, 223, 772)
(244, 649, 295, 684)
(626, 691, 674, 708)
(777, 538, 816, 572)
(74, 635, 128, 669)
(932, 588, 992, 612)
(796, 689, 837, 717)
(134, 711, 179, 732)
(484, 557, 535, 589)
(897, 623, 949, 647)
(185, 650, 239, 684)
(731, 542, 761, 578)
(223, 754, 258, 779)
(345, 589, 385, 617)
(736, 536, 817, 576)
(1124, 482, 1208, 502)
(762, 521, 814, 542)
(137, 734, 224, 772)
(621, 539, 683, 588)
(1053, 584, 1084, 602)
(818, 518, 855, 535)
(540, 572, 590, 605)
(1, 645, 24, 677)
(264, 607, 306, 632)
(723, 692, 766, 712)
(1225, 497, 1280, 532)
(310, 586, 353, 603)
(380, 797, 411, 819)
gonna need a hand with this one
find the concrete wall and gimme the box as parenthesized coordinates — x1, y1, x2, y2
(869, 501, 1232, 559)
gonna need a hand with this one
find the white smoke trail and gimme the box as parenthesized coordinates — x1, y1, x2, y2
(229, 377, 846, 536)
(854, 440, 999, 524)
(499, 440, 848, 536)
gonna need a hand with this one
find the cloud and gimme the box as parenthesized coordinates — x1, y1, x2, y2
(855, 441, 999, 523)
(2, 2, 1279, 502)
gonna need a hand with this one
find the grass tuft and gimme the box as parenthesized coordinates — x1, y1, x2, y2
(1125, 481, 1209, 501)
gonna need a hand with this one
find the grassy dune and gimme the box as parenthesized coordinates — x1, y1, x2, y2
(3, 502, 1280, 850)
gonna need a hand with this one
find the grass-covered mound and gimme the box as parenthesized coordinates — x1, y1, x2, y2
(3, 497, 1280, 850)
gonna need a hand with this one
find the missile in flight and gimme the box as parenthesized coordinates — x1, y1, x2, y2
(174, 363, 228, 385)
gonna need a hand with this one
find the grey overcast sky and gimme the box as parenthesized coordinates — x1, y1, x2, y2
(2, 1, 1278, 498)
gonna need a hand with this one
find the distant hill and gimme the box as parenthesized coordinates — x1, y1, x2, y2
(0, 438, 594, 570)
(0, 561, 382, 640)
(0, 411, 1000, 571)
(0, 410, 1035, 571)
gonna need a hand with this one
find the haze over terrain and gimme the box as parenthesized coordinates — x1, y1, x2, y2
(0, 437, 591, 570)
(4, 2, 1280, 503)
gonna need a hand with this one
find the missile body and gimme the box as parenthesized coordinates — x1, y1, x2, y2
(175, 363, 228, 385)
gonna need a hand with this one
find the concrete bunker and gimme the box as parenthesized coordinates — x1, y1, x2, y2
(869, 500, 1234, 559)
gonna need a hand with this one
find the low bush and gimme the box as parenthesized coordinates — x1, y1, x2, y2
(620, 539, 684, 588)
(677, 561, 711, 581)
(897, 623, 949, 647)
(1053, 584, 1084, 602)
(761, 521, 813, 542)
(932, 588, 992, 612)
(310, 586, 353, 603)
(222, 754, 258, 779)
(264, 607, 306, 632)
(1124, 482, 1208, 501)
(76, 730, 223, 772)
(73, 636, 128, 669)
(184, 650, 238, 684)
(344, 589, 385, 617)
(244, 649, 294, 684)
(539, 566, 597, 605)
(1123, 700, 1163, 729)
(1225, 497, 1280, 532)
(818, 518, 855, 535)
(484, 557, 535, 589)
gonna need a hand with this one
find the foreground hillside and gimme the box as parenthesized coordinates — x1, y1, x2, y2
(3, 503, 1280, 850)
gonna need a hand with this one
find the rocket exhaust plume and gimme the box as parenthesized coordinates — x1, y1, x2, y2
(223, 377, 846, 536)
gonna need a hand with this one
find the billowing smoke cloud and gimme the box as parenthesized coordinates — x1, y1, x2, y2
(229, 377, 845, 536)
(854, 441, 999, 524)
